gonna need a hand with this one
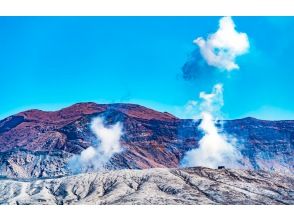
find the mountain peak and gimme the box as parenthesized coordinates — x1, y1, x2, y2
(15, 102, 178, 123)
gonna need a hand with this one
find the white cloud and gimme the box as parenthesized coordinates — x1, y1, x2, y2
(194, 16, 249, 71)
(69, 117, 123, 172)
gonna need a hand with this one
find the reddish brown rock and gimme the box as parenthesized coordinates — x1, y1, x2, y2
(0, 102, 293, 178)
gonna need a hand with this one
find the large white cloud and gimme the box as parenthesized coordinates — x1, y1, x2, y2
(194, 16, 249, 71)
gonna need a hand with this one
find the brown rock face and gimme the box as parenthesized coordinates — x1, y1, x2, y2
(0, 102, 183, 174)
(0, 102, 293, 178)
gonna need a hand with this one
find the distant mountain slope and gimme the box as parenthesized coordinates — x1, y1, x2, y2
(0, 167, 293, 205)
(0, 102, 293, 178)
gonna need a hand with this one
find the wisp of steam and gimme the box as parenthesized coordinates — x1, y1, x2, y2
(68, 117, 123, 173)
(181, 84, 241, 168)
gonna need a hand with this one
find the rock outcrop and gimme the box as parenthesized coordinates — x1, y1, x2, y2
(0, 167, 293, 205)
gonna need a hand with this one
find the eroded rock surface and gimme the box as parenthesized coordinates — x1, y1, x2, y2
(0, 167, 293, 205)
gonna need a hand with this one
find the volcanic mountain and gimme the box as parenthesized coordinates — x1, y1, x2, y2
(0, 102, 293, 178)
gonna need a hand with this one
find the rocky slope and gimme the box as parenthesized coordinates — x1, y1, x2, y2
(0, 167, 293, 205)
(0, 102, 293, 178)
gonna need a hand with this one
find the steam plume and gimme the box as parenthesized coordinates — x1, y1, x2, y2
(194, 16, 249, 71)
(69, 117, 123, 172)
(181, 84, 241, 168)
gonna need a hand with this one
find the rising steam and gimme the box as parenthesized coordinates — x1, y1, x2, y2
(68, 117, 123, 173)
(194, 16, 249, 71)
(181, 84, 241, 168)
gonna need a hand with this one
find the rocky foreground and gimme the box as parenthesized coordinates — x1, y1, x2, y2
(0, 167, 293, 205)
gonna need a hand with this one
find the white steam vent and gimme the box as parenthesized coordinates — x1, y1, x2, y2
(182, 84, 241, 168)
(69, 117, 123, 172)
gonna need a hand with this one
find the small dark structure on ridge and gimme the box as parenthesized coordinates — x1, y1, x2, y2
(218, 166, 225, 169)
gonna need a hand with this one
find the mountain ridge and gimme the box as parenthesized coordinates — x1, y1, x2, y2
(0, 102, 293, 178)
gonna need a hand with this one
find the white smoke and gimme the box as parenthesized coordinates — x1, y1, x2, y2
(182, 84, 241, 168)
(183, 100, 198, 120)
(69, 117, 123, 172)
(194, 16, 249, 71)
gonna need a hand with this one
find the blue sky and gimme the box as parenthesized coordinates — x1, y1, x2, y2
(0, 17, 294, 120)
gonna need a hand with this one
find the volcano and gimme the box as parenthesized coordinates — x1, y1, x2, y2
(0, 102, 293, 178)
